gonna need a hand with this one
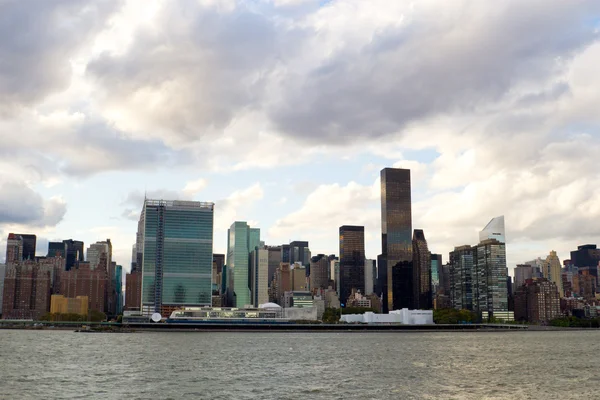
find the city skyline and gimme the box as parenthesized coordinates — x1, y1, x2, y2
(1, 1, 600, 274)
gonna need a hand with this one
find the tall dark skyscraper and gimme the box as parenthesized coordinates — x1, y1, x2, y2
(380, 168, 413, 312)
(412, 229, 431, 309)
(339, 225, 365, 305)
(47, 242, 66, 258)
(17, 234, 36, 260)
(63, 239, 84, 271)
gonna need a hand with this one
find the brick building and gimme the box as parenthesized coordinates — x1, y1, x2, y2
(514, 278, 561, 323)
(124, 271, 142, 311)
(2, 261, 53, 320)
(60, 262, 106, 313)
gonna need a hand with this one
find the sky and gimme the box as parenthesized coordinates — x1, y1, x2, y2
(1, 0, 600, 275)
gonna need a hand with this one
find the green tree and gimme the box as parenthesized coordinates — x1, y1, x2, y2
(88, 310, 107, 322)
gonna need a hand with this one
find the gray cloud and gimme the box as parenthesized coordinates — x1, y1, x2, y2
(0, 182, 66, 227)
(0, 0, 120, 111)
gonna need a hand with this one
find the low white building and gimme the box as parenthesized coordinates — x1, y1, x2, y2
(340, 308, 434, 325)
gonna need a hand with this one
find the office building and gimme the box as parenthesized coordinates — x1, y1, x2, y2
(6, 233, 23, 263)
(339, 225, 365, 305)
(125, 271, 142, 311)
(380, 167, 413, 312)
(479, 216, 505, 243)
(226, 221, 260, 308)
(514, 278, 561, 323)
(310, 254, 330, 292)
(266, 246, 281, 285)
(2, 261, 53, 320)
(281, 244, 291, 263)
(86, 240, 112, 271)
(570, 244, 600, 278)
(524, 257, 544, 278)
(430, 253, 442, 297)
(412, 230, 431, 309)
(47, 242, 66, 258)
(330, 258, 340, 294)
(364, 259, 376, 295)
(50, 295, 88, 315)
(140, 199, 214, 316)
(514, 264, 533, 289)
(115, 265, 123, 315)
(289, 241, 310, 267)
(543, 251, 563, 297)
(63, 239, 84, 271)
(250, 248, 269, 307)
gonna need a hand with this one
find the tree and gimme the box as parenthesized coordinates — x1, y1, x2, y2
(88, 310, 107, 322)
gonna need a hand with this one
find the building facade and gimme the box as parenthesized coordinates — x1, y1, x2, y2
(339, 225, 365, 305)
(50, 295, 88, 315)
(380, 167, 413, 312)
(250, 248, 269, 307)
(61, 263, 106, 313)
(2, 261, 53, 320)
(412, 230, 431, 309)
(226, 221, 260, 308)
(309, 254, 329, 292)
(514, 264, 533, 289)
(125, 271, 142, 311)
(543, 251, 563, 297)
(63, 239, 84, 271)
(450, 245, 475, 311)
(140, 200, 214, 316)
(514, 278, 561, 323)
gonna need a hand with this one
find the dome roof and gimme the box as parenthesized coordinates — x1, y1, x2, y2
(258, 302, 282, 309)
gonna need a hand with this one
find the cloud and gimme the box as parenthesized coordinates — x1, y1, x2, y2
(0, 0, 120, 111)
(214, 183, 265, 231)
(0, 182, 67, 227)
(182, 178, 208, 197)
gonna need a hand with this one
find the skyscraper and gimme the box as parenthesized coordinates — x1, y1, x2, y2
(250, 248, 269, 307)
(339, 225, 365, 305)
(86, 239, 112, 271)
(430, 253, 442, 298)
(412, 230, 431, 309)
(140, 199, 214, 316)
(2, 260, 53, 320)
(6, 234, 23, 263)
(47, 242, 66, 258)
(309, 254, 329, 292)
(380, 167, 413, 312)
(514, 264, 533, 289)
(226, 222, 260, 307)
(475, 239, 508, 314)
(63, 239, 84, 271)
(450, 245, 475, 311)
(543, 250, 563, 297)
(570, 244, 600, 279)
(479, 216, 505, 243)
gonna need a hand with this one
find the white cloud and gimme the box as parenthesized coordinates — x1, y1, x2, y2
(182, 178, 208, 197)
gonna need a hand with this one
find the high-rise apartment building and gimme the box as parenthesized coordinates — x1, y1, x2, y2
(450, 245, 475, 311)
(125, 271, 142, 311)
(60, 262, 107, 313)
(330, 258, 340, 295)
(275, 262, 291, 305)
(339, 225, 365, 305)
(2, 261, 53, 320)
(380, 168, 413, 312)
(226, 221, 260, 308)
(412, 230, 431, 309)
(140, 200, 214, 316)
(250, 248, 269, 307)
(514, 278, 561, 323)
(543, 251, 563, 297)
(6, 233, 23, 263)
(291, 266, 307, 291)
(310, 254, 329, 292)
(266, 246, 281, 285)
(0, 264, 5, 315)
(475, 239, 508, 314)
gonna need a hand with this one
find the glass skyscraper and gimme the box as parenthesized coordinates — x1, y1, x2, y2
(226, 222, 260, 308)
(412, 229, 431, 309)
(339, 225, 365, 304)
(380, 167, 413, 312)
(140, 199, 214, 316)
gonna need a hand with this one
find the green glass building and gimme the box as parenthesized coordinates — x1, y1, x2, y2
(140, 200, 214, 316)
(226, 222, 260, 308)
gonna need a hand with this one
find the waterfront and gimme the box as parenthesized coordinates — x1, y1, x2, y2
(0, 331, 598, 399)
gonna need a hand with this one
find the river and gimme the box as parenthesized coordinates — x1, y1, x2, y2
(0, 330, 597, 399)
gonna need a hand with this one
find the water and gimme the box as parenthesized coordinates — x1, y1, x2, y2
(0, 330, 597, 399)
